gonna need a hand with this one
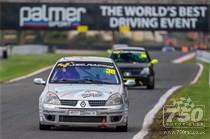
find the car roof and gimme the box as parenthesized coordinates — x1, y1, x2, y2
(113, 46, 145, 51)
(112, 44, 129, 49)
(58, 56, 113, 63)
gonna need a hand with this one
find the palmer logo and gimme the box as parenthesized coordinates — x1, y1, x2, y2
(19, 5, 86, 28)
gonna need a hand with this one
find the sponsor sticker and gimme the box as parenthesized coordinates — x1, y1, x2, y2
(163, 96, 206, 135)
(19, 5, 86, 28)
(82, 90, 103, 98)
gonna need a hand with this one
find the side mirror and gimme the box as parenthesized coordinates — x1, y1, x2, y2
(33, 78, 46, 85)
(150, 59, 159, 65)
(124, 79, 135, 87)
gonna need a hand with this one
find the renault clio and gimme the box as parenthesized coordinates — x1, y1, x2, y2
(33, 56, 131, 131)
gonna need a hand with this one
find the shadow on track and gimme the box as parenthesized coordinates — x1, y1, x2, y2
(39, 126, 139, 133)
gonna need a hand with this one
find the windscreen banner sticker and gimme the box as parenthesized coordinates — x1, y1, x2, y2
(56, 62, 74, 68)
(113, 51, 120, 54)
(0, 3, 209, 31)
(139, 53, 147, 59)
(57, 62, 114, 68)
(114, 51, 145, 54)
(57, 63, 70, 68)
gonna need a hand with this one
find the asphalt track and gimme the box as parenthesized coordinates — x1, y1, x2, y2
(0, 51, 199, 139)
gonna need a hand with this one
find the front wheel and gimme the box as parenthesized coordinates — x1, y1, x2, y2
(147, 76, 155, 89)
(39, 123, 52, 130)
(116, 122, 128, 132)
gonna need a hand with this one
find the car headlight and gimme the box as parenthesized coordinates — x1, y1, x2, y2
(141, 67, 150, 75)
(124, 72, 131, 77)
(106, 93, 123, 106)
(44, 92, 61, 105)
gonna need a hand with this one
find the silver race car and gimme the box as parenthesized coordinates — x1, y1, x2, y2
(33, 57, 132, 131)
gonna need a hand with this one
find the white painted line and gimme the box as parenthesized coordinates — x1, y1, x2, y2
(133, 85, 182, 139)
(190, 63, 203, 85)
(172, 52, 195, 64)
(6, 65, 53, 83)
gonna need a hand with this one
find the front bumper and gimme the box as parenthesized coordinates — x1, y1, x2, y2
(123, 76, 150, 86)
(39, 104, 128, 127)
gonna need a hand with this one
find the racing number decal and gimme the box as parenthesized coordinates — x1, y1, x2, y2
(106, 68, 116, 75)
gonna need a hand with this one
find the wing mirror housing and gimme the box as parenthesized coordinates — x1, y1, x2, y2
(150, 59, 159, 65)
(33, 78, 46, 85)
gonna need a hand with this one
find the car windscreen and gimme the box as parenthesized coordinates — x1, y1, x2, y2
(111, 51, 150, 63)
(49, 61, 120, 84)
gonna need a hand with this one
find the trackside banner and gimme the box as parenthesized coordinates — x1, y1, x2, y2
(0, 3, 209, 31)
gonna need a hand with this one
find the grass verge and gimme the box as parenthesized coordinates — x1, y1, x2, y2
(0, 51, 108, 83)
(149, 62, 210, 139)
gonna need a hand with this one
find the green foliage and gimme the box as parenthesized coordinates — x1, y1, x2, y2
(0, 51, 108, 82)
(0, 54, 64, 82)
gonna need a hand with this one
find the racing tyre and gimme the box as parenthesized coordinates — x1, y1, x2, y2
(147, 76, 155, 89)
(116, 122, 128, 132)
(39, 123, 52, 130)
(147, 83, 154, 89)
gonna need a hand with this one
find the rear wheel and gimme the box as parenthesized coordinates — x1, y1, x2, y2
(39, 123, 52, 130)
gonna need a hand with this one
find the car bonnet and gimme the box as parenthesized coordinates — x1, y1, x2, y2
(117, 63, 150, 68)
(47, 84, 122, 100)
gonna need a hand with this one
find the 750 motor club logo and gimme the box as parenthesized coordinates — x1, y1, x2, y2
(19, 5, 86, 28)
(163, 97, 205, 128)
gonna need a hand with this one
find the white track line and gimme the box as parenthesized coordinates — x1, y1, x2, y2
(172, 52, 195, 64)
(190, 63, 203, 85)
(133, 85, 182, 139)
(133, 54, 203, 139)
(6, 65, 53, 83)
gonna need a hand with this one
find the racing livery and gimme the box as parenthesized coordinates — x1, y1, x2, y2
(110, 46, 158, 89)
(34, 57, 129, 131)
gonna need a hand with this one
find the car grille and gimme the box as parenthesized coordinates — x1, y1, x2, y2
(122, 69, 142, 76)
(88, 100, 106, 106)
(60, 100, 78, 106)
(130, 70, 141, 76)
(59, 116, 106, 123)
